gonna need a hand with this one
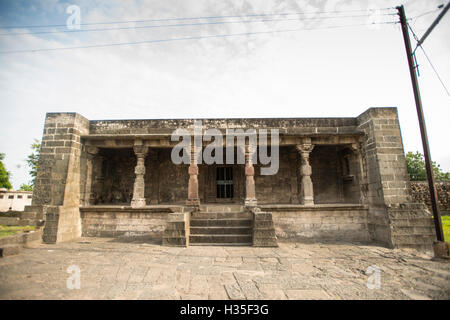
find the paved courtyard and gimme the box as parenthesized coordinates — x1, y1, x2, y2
(0, 237, 449, 300)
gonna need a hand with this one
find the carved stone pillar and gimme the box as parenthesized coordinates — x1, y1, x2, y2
(131, 144, 149, 208)
(296, 141, 315, 206)
(187, 143, 200, 206)
(83, 146, 99, 206)
(244, 143, 257, 207)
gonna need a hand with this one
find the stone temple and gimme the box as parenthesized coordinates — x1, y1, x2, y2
(22, 107, 436, 250)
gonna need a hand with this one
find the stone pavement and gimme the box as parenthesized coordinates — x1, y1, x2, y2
(0, 237, 449, 300)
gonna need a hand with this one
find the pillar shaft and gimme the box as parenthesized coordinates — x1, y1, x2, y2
(244, 143, 257, 207)
(296, 142, 315, 206)
(131, 145, 148, 208)
(187, 143, 200, 206)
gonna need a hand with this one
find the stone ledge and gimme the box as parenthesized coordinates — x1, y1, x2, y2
(80, 205, 179, 213)
(260, 204, 368, 212)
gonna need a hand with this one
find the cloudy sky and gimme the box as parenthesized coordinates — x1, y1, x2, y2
(0, 0, 449, 189)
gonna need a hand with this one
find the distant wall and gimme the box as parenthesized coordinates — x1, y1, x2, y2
(0, 190, 32, 212)
(410, 181, 450, 213)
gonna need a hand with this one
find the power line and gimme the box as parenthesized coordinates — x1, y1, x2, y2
(408, 24, 450, 97)
(0, 7, 397, 29)
(418, 45, 450, 97)
(0, 21, 397, 55)
(408, 6, 444, 21)
(0, 13, 396, 36)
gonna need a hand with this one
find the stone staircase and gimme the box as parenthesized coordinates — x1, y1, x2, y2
(189, 205, 253, 246)
(388, 203, 436, 251)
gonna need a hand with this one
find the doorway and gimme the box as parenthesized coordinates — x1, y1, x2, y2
(216, 167, 233, 199)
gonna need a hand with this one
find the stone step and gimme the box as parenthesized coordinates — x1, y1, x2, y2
(390, 218, 434, 227)
(190, 226, 252, 235)
(190, 242, 252, 246)
(191, 211, 252, 219)
(199, 205, 245, 213)
(392, 234, 436, 245)
(189, 234, 252, 244)
(395, 244, 433, 251)
(391, 226, 436, 235)
(190, 218, 253, 227)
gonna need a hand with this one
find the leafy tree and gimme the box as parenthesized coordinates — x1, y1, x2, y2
(0, 153, 13, 189)
(406, 151, 450, 181)
(19, 184, 33, 191)
(26, 139, 41, 187)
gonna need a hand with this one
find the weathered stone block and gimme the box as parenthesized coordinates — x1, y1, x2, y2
(0, 244, 21, 257)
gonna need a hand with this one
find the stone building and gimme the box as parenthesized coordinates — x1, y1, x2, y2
(24, 107, 437, 250)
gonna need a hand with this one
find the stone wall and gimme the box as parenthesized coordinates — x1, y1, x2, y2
(255, 146, 298, 204)
(80, 207, 171, 240)
(262, 205, 369, 243)
(410, 181, 450, 213)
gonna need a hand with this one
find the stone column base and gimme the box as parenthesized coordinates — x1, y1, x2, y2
(245, 199, 257, 207)
(131, 198, 146, 208)
(186, 199, 200, 206)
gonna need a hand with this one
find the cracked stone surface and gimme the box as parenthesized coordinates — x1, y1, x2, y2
(0, 237, 449, 300)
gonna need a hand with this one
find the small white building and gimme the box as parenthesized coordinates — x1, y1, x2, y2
(0, 188, 33, 212)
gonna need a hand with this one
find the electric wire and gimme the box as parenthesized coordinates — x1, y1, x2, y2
(0, 7, 397, 29)
(0, 13, 397, 37)
(408, 24, 450, 97)
(0, 21, 397, 55)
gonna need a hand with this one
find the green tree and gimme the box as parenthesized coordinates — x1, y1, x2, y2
(26, 139, 41, 187)
(19, 184, 33, 191)
(0, 153, 13, 189)
(406, 151, 450, 181)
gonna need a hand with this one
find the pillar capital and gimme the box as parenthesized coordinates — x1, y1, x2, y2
(133, 145, 148, 156)
(295, 142, 314, 155)
(85, 146, 99, 156)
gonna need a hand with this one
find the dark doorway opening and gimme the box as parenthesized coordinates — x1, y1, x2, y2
(216, 167, 233, 199)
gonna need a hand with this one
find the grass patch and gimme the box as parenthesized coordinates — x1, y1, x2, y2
(0, 225, 36, 238)
(442, 216, 450, 242)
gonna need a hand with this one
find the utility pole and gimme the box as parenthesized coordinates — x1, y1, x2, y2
(396, 5, 444, 242)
